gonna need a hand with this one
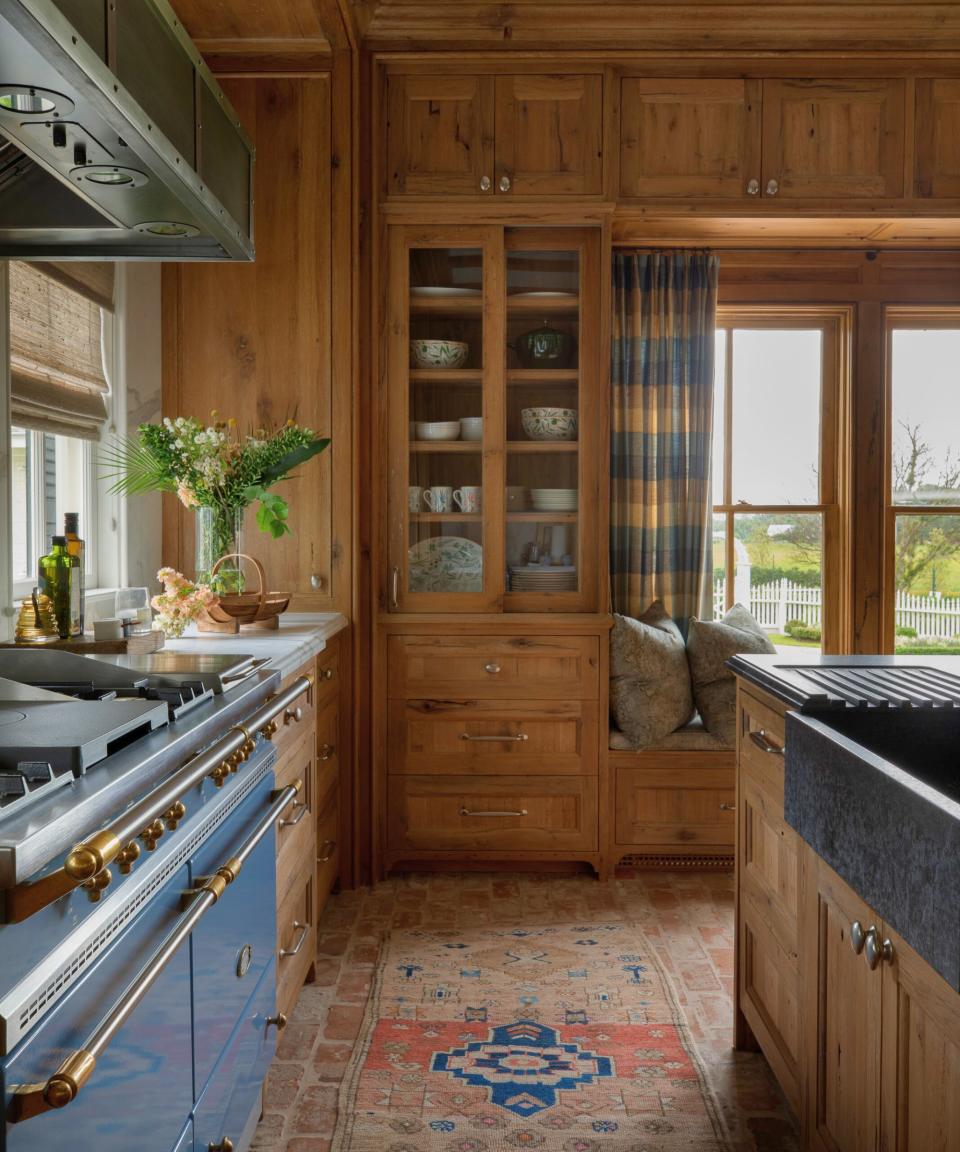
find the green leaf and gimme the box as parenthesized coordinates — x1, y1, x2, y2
(257, 437, 330, 487)
(96, 435, 178, 496)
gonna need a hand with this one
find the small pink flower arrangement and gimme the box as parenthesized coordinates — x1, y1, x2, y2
(151, 567, 217, 638)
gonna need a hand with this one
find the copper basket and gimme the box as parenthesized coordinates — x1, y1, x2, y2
(197, 553, 290, 633)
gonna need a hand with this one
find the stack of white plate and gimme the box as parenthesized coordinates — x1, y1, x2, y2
(509, 565, 577, 592)
(529, 488, 578, 512)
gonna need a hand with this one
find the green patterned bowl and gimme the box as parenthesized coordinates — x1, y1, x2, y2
(410, 339, 469, 369)
(521, 407, 578, 441)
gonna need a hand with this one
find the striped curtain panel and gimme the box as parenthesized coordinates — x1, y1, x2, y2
(610, 250, 720, 629)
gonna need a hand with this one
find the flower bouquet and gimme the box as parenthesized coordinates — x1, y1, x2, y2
(151, 568, 216, 638)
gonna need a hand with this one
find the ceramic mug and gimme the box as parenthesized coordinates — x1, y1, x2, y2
(423, 486, 454, 513)
(454, 486, 482, 514)
(408, 486, 423, 512)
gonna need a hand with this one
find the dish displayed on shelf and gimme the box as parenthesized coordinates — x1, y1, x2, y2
(459, 416, 483, 441)
(414, 420, 461, 441)
(530, 488, 578, 512)
(411, 286, 482, 298)
(513, 321, 575, 368)
(410, 339, 469, 369)
(509, 564, 577, 592)
(409, 536, 483, 593)
(521, 407, 579, 441)
(509, 291, 576, 298)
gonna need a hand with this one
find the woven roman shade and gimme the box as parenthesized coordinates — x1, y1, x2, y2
(35, 261, 115, 312)
(9, 261, 110, 440)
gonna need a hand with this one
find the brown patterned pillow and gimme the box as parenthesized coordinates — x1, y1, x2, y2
(687, 603, 775, 746)
(610, 601, 695, 748)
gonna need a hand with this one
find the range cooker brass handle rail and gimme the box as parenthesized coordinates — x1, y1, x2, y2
(8, 780, 301, 1124)
(4, 676, 313, 924)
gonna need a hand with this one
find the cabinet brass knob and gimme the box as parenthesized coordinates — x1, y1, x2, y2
(284, 706, 302, 726)
(208, 1140, 234, 1152)
(719, 802, 735, 811)
(766, 177, 779, 196)
(484, 663, 501, 674)
(480, 175, 491, 192)
(266, 1013, 288, 1032)
(746, 178, 760, 195)
(850, 920, 866, 955)
(864, 928, 894, 971)
(323, 668, 335, 681)
(498, 174, 511, 192)
(319, 743, 335, 761)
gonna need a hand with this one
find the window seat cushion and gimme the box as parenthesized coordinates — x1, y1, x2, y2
(609, 713, 732, 753)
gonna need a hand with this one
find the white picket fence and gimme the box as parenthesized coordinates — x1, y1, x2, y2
(713, 577, 960, 640)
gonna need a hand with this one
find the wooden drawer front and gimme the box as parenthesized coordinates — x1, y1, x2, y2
(389, 699, 597, 776)
(739, 907, 800, 1113)
(389, 635, 599, 700)
(314, 638, 340, 710)
(316, 697, 340, 798)
(615, 766, 735, 847)
(739, 689, 787, 804)
(270, 660, 317, 762)
(276, 729, 315, 903)
(740, 764, 800, 963)
(388, 776, 597, 852)
(277, 864, 315, 1019)
(316, 779, 339, 916)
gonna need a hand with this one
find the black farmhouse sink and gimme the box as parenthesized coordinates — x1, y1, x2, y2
(785, 707, 960, 989)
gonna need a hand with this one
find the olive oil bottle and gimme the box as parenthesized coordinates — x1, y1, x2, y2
(63, 512, 86, 633)
(38, 536, 81, 639)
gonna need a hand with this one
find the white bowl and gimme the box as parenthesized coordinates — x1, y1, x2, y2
(521, 407, 578, 441)
(459, 416, 483, 441)
(410, 339, 469, 369)
(415, 420, 461, 441)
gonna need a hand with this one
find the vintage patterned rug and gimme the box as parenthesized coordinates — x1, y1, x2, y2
(331, 922, 732, 1151)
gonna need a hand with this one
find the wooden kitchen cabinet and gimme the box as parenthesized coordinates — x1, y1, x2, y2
(761, 78, 905, 200)
(915, 79, 960, 198)
(619, 77, 761, 199)
(801, 847, 960, 1152)
(384, 69, 604, 198)
(735, 683, 802, 1114)
(617, 74, 905, 204)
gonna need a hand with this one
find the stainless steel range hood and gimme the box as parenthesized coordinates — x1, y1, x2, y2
(0, 0, 254, 260)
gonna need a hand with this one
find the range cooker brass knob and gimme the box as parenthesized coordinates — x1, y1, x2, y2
(139, 819, 165, 851)
(116, 842, 141, 874)
(163, 801, 187, 830)
(82, 868, 112, 901)
(208, 1140, 234, 1152)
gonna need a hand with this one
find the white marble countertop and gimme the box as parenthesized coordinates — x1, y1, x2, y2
(162, 612, 349, 680)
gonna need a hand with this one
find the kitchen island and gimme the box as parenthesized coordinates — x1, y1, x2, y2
(730, 653, 960, 1152)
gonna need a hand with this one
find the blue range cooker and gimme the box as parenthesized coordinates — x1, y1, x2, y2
(0, 651, 311, 1152)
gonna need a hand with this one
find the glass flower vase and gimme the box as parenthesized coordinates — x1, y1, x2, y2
(195, 505, 245, 593)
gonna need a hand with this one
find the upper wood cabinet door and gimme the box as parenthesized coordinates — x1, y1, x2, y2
(762, 78, 905, 200)
(385, 74, 494, 197)
(879, 923, 960, 1152)
(494, 74, 603, 197)
(915, 79, 960, 199)
(803, 855, 882, 1152)
(619, 78, 761, 199)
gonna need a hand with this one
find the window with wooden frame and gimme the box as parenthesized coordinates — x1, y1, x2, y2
(712, 308, 846, 652)
(885, 309, 960, 655)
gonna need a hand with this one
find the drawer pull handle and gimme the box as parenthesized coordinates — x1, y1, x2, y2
(484, 663, 501, 674)
(749, 729, 784, 756)
(319, 743, 335, 761)
(318, 839, 337, 863)
(279, 801, 308, 828)
(460, 808, 528, 817)
(459, 733, 529, 743)
(284, 706, 303, 726)
(280, 921, 310, 958)
(719, 802, 735, 811)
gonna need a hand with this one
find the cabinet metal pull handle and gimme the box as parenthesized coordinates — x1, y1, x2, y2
(746, 178, 760, 195)
(280, 921, 310, 958)
(766, 177, 779, 196)
(864, 927, 894, 971)
(209, 1139, 234, 1152)
(749, 729, 785, 756)
(498, 174, 511, 192)
(850, 920, 867, 955)
(480, 174, 491, 192)
(460, 808, 528, 817)
(8, 781, 301, 1123)
(391, 566, 400, 608)
(484, 663, 501, 674)
(279, 801, 308, 828)
(460, 733, 529, 742)
(719, 802, 735, 811)
(318, 839, 337, 863)
(319, 743, 335, 761)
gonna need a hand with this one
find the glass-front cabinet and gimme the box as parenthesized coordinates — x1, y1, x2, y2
(386, 225, 601, 611)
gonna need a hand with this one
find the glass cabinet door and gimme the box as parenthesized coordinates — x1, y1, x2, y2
(388, 228, 500, 610)
(503, 230, 599, 609)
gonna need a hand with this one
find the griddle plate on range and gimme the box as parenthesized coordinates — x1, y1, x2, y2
(0, 698, 168, 775)
(790, 665, 960, 709)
